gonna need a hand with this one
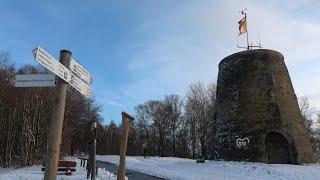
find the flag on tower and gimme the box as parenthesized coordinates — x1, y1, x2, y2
(238, 17, 247, 36)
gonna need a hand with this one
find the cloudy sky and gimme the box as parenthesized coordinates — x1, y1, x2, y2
(0, 0, 319, 124)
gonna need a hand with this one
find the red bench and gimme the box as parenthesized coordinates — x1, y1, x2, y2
(42, 160, 77, 175)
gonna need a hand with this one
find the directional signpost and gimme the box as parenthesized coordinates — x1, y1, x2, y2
(12, 74, 56, 87)
(26, 45, 92, 180)
(11, 46, 93, 180)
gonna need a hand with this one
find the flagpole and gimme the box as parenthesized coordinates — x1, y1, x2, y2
(245, 13, 249, 50)
(237, 9, 262, 50)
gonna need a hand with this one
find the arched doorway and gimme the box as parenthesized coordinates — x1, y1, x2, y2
(265, 131, 293, 164)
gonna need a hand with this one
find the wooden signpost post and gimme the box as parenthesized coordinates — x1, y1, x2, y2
(44, 49, 70, 180)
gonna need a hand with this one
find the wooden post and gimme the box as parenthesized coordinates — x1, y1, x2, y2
(91, 122, 97, 180)
(117, 112, 134, 180)
(44, 50, 71, 180)
(87, 142, 92, 179)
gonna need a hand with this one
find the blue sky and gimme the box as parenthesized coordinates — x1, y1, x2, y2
(1, 0, 319, 125)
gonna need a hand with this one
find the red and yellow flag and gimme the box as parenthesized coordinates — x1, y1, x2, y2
(238, 17, 247, 36)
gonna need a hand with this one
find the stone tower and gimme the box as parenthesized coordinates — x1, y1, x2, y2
(214, 49, 316, 164)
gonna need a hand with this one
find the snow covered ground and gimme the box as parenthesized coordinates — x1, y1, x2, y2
(0, 157, 123, 180)
(96, 155, 320, 180)
(2, 156, 320, 180)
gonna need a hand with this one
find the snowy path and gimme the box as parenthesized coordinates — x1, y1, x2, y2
(96, 155, 320, 180)
(97, 160, 164, 180)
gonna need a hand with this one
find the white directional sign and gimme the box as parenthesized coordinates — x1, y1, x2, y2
(33, 46, 70, 83)
(70, 58, 92, 84)
(33, 46, 92, 98)
(68, 72, 92, 98)
(12, 74, 56, 87)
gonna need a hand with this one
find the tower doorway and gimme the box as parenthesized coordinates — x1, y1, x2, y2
(265, 131, 294, 164)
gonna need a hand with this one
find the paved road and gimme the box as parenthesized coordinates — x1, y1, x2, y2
(97, 160, 165, 180)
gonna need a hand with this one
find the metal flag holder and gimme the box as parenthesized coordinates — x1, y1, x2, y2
(237, 9, 262, 50)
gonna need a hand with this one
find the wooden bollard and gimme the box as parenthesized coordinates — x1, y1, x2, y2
(117, 112, 135, 180)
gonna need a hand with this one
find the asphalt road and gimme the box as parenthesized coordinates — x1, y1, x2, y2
(96, 160, 165, 180)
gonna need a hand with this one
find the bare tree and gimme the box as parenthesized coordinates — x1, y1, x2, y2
(299, 96, 315, 133)
(164, 94, 182, 157)
(124, 82, 217, 160)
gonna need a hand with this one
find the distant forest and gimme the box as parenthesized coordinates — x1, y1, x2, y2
(1, 51, 320, 167)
